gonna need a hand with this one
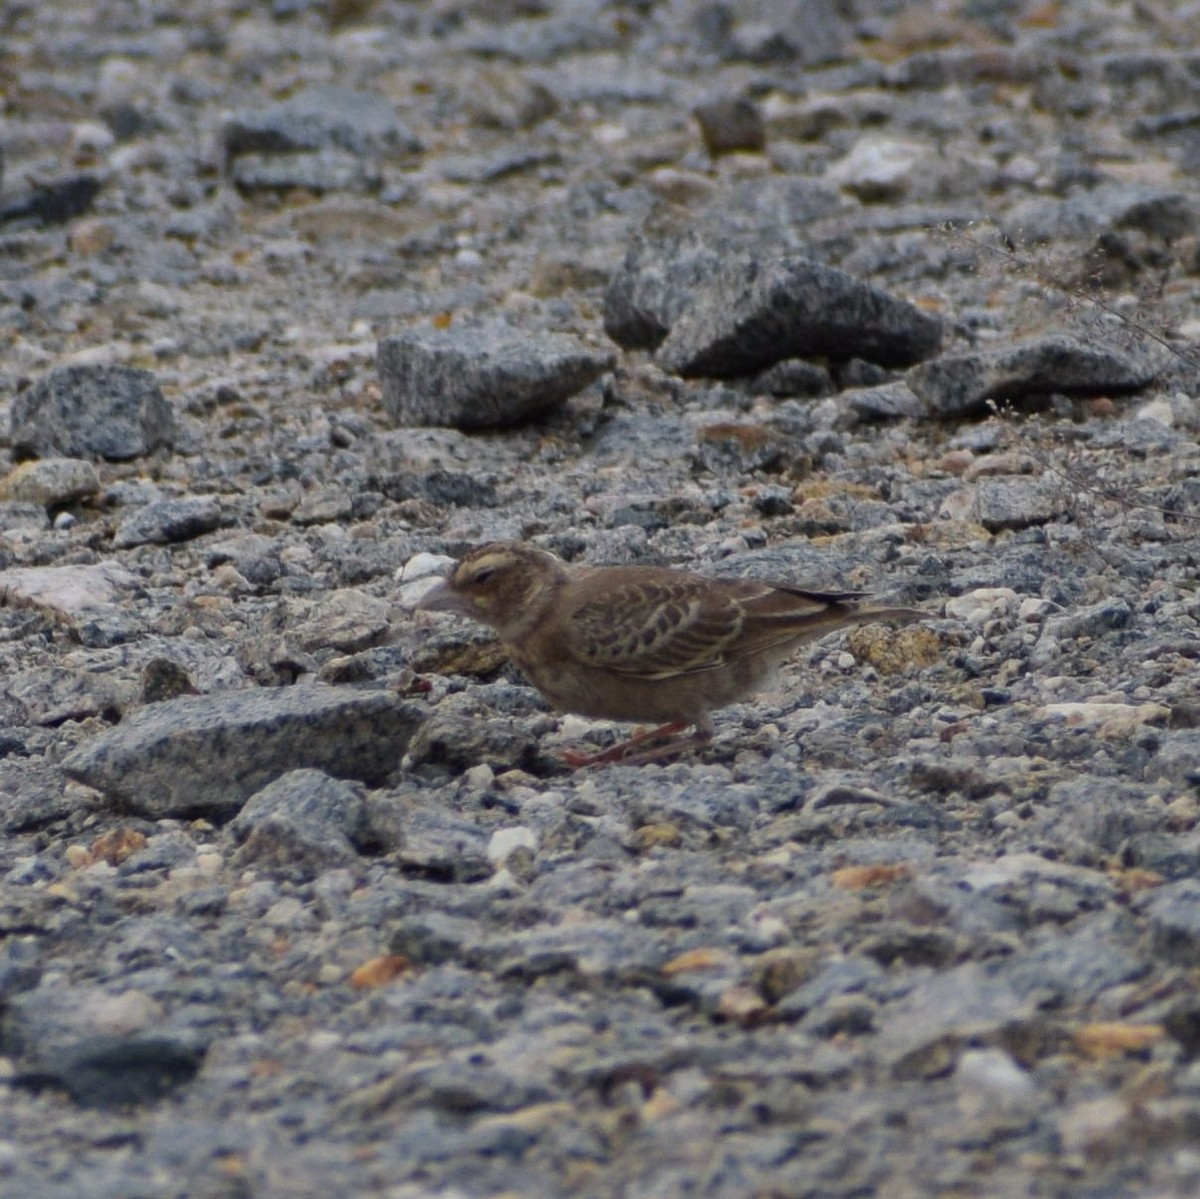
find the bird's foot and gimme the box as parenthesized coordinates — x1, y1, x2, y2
(562, 721, 706, 769)
(606, 731, 714, 767)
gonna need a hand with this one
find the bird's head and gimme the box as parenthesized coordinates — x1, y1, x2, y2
(417, 541, 568, 642)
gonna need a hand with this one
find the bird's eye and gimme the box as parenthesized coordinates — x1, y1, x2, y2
(471, 567, 496, 586)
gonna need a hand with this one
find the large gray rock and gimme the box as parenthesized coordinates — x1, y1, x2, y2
(0, 458, 100, 507)
(112, 496, 225, 548)
(907, 334, 1160, 418)
(874, 962, 1035, 1079)
(11, 365, 176, 461)
(62, 686, 426, 819)
(13, 1034, 205, 1110)
(0, 173, 101, 226)
(222, 84, 422, 160)
(229, 769, 367, 878)
(0, 562, 142, 620)
(1144, 879, 1200, 966)
(377, 321, 615, 429)
(603, 229, 726, 350)
(939, 476, 1072, 532)
(657, 256, 942, 377)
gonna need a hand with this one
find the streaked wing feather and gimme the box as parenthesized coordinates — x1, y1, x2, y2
(568, 578, 743, 678)
(567, 577, 863, 680)
(720, 582, 863, 660)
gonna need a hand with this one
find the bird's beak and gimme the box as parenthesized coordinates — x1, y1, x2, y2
(415, 579, 466, 614)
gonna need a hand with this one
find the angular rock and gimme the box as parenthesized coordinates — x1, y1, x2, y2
(1005, 183, 1198, 243)
(1036, 701, 1169, 731)
(657, 256, 942, 377)
(940, 476, 1071, 532)
(0, 936, 41, 997)
(62, 686, 426, 819)
(3, 981, 167, 1059)
(294, 589, 391, 654)
(404, 712, 541, 775)
(387, 801, 493, 883)
(0, 760, 78, 833)
(876, 962, 1035, 1078)
(205, 533, 284, 588)
(837, 380, 924, 422)
(388, 912, 488, 965)
(14, 1035, 204, 1109)
(954, 1047, 1039, 1125)
(1030, 596, 1134, 666)
(0, 502, 48, 531)
(1040, 597, 1134, 644)
(222, 85, 421, 161)
(229, 151, 382, 197)
(0, 458, 100, 507)
(377, 322, 614, 429)
(229, 769, 366, 877)
(749, 357, 834, 398)
(1143, 880, 1200, 966)
(140, 658, 200, 704)
(694, 95, 766, 156)
(907, 334, 1160, 418)
(0, 173, 101, 226)
(1150, 730, 1200, 788)
(603, 229, 727, 350)
(827, 136, 929, 203)
(290, 485, 355, 526)
(11, 365, 176, 462)
(113, 496, 225, 548)
(714, 0, 848, 66)
(944, 587, 1018, 627)
(0, 562, 142, 620)
(2, 665, 129, 726)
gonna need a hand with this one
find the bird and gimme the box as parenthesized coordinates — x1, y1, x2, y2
(416, 540, 926, 766)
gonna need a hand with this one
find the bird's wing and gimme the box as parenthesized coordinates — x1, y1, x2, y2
(566, 576, 859, 680)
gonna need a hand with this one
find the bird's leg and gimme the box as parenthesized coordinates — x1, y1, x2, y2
(608, 726, 714, 767)
(563, 716, 715, 769)
(561, 720, 692, 769)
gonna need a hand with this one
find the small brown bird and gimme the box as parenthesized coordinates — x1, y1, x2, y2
(417, 541, 925, 765)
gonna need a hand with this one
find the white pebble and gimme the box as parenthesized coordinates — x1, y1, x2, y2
(487, 826, 537, 867)
(399, 574, 447, 609)
(195, 851, 224, 875)
(463, 763, 495, 791)
(317, 963, 344, 987)
(398, 552, 455, 582)
(955, 1047, 1036, 1106)
(945, 587, 1018, 627)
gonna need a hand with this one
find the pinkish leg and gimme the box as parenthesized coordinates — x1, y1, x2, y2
(561, 720, 691, 769)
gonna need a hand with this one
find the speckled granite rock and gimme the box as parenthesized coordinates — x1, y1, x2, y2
(0, 457, 100, 507)
(62, 687, 426, 819)
(378, 321, 616, 428)
(229, 768, 368, 878)
(657, 255, 942, 377)
(908, 334, 1163, 418)
(10, 365, 176, 461)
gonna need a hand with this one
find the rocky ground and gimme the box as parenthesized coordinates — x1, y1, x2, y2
(3, 1, 1200, 1196)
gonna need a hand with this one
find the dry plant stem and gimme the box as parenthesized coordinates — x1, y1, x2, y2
(988, 400, 1195, 534)
(951, 223, 1200, 371)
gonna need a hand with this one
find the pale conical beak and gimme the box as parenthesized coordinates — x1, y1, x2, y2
(415, 579, 467, 614)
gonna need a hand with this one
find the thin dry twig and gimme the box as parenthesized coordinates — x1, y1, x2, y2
(948, 221, 1200, 371)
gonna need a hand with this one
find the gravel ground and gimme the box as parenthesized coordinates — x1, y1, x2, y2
(3, 2, 1200, 1196)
